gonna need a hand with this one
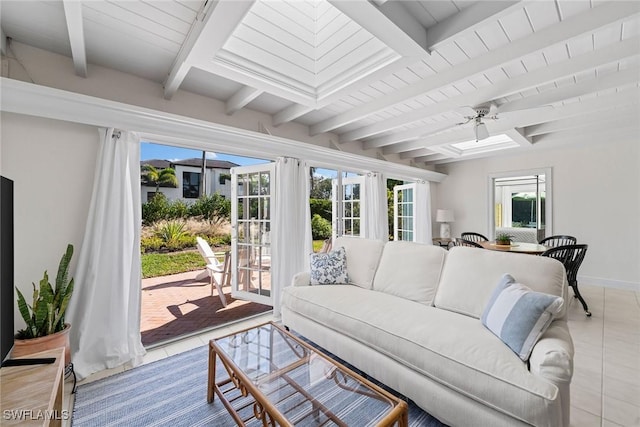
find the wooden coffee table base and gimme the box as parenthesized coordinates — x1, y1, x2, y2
(207, 322, 408, 427)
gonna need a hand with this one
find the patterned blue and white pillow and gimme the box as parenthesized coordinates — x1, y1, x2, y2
(481, 274, 564, 361)
(309, 247, 348, 285)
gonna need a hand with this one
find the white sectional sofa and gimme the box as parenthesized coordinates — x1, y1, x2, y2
(282, 237, 574, 427)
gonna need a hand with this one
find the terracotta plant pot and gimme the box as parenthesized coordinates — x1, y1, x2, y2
(11, 323, 71, 365)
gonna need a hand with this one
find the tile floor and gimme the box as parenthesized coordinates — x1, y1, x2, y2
(62, 284, 640, 427)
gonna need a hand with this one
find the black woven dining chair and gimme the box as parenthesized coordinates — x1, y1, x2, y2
(450, 238, 483, 249)
(461, 232, 489, 242)
(539, 235, 577, 248)
(541, 244, 590, 317)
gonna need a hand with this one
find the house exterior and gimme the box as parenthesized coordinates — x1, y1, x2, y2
(140, 158, 238, 203)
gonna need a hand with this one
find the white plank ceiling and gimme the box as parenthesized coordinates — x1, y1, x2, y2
(1, 0, 638, 165)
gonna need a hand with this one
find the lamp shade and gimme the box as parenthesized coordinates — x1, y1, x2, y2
(475, 122, 489, 141)
(436, 209, 454, 223)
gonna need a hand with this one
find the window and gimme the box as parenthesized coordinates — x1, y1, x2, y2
(182, 172, 200, 199)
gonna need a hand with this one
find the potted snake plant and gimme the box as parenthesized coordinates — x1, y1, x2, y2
(12, 244, 74, 365)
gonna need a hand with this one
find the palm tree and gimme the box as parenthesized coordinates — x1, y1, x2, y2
(141, 164, 178, 195)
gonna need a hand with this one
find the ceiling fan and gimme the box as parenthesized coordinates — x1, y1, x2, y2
(455, 103, 499, 142)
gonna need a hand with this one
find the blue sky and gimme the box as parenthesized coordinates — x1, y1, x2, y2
(141, 141, 337, 177)
(140, 141, 268, 166)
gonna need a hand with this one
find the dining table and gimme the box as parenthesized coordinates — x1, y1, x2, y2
(478, 241, 549, 255)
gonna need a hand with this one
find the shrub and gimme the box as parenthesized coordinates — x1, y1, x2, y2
(141, 236, 164, 253)
(166, 200, 189, 219)
(142, 193, 170, 224)
(311, 214, 332, 240)
(207, 234, 231, 246)
(154, 220, 186, 244)
(165, 234, 197, 251)
(188, 194, 231, 224)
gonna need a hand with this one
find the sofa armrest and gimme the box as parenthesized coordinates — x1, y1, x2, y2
(529, 320, 574, 383)
(292, 272, 311, 287)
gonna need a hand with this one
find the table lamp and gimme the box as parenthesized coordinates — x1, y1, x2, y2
(436, 209, 454, 239)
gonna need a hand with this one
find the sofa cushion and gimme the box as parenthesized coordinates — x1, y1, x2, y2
(334, 236, 385, 289)
(434, 246, 567, 319)
(482, 274, 564, 361)
(282, 285, 560, 426)
(373, 241, 446, 305)
(309, 247, 348, 285)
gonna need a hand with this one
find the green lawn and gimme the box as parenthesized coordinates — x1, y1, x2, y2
(142, 242, 328, 278)
(141, 251, 205, 278)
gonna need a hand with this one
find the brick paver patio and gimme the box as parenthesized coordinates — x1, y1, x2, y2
(140, 270, 272, 346)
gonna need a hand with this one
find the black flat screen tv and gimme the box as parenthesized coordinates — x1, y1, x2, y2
(1, 176, 15, 364)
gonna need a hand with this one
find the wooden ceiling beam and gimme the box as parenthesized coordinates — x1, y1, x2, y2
(310, 2, 638, 135)
(498, 66, 639, 114)
(164, 0, 255, 100)
(225, 86, 262, 115)
(62, 1, 87, 78)
(328, 0, 428, 57)
(1, 26, 7, 56)
(383, 88, 640, 154)
(348, 36, 640, 144)
(426, 1, 522, 52)
(503, 128, 532, 147)
(525, 107, 639, 137)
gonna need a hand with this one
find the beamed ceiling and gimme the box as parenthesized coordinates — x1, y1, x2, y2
(1, 0, 639, 165)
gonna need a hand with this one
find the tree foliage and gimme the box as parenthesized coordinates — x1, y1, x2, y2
(310, 177, 332, 199)
(141, 164, 178, 193)
(311, 214, 332, 240)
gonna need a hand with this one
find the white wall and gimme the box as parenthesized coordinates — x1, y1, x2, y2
(0, 113, 99, 329)
(433, 138, 640, 290)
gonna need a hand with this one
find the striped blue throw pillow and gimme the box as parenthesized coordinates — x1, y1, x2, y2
(482, 274, 564, 361)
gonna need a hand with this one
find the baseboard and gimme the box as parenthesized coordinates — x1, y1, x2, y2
(578, 275, 640, 292)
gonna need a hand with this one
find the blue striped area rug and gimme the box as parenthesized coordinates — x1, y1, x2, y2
(72, 344, 446, 426)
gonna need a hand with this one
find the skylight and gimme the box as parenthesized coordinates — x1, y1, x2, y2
(451, 134, 516, 151)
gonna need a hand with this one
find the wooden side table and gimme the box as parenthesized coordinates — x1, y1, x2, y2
(0, 348, 66, 426)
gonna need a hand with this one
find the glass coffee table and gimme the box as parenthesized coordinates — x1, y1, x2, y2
(208, 322, 408, 426)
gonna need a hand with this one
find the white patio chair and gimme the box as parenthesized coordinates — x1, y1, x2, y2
(196, 236, 228, 307)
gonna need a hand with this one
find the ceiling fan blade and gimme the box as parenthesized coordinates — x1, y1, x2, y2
(455, 117, 473, 126)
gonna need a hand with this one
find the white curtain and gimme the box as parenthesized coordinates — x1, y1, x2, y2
(364, 172, 388, 241)
(414, 180, 433, 244)
(272, 157, 312, 317)
(67, 128, 145, 379)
